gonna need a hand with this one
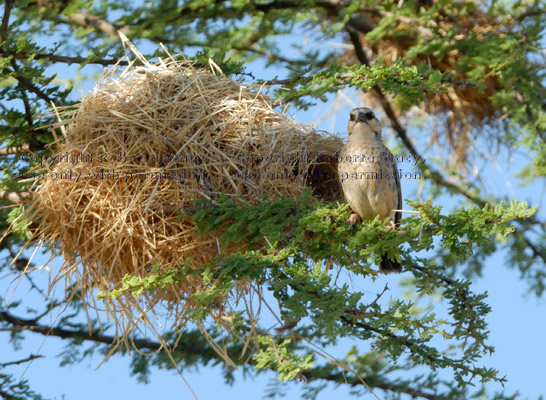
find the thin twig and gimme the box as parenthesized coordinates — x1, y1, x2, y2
(9, 59, 54, 103)
(301, 370, 442, 400)
(0, 310, 200, 355)
(0, 354, 43, 367)
(67, 12, 123, 39)
(0, 50, 129, 66)
(0, 0, 14, 43)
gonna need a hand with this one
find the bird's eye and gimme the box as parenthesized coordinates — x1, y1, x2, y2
(350, 113, 355, 121)
(365, 112, 374, 119)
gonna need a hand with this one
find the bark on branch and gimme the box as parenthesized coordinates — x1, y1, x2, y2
(0, 189, 33, 204)
(0, 50, 128, 66)
(0, 144, 31, 155)
(67, 12, 127, 39)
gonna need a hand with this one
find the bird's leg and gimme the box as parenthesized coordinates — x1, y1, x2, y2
(347, 213, 361, 228)
(386, 219, 396, 232)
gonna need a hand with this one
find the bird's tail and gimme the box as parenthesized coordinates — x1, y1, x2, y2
(380, 256, 402, 273)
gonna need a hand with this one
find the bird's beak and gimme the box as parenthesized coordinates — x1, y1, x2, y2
(356, 111, 368, 123)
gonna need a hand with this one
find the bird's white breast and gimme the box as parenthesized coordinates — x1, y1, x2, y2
(338, 140, 398, 221)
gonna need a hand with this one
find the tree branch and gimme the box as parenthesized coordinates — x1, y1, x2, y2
(0, 0, 14, 44)
(19, 80, 35, 127)
(302, 370, 442, 400)
(261, 71, 471, 88)
(275, 268, 438, 364)
(251, 0, 374, 34)
(347, 27, 370, 65)
(0, 310, 192, 353)
(0, 189, 33, 204)
(0, 388, 14, 399)
(67, 12, 125, 39)
(0, 50, 128, 66)
(9, 59, 54, 104)
(0, 144, 31, 155)
(0, 354, 43, 367)
(0, 307, 445, 399)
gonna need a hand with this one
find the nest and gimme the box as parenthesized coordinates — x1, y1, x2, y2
(25, 55, 343, 346)
(346, 3, 510, 167)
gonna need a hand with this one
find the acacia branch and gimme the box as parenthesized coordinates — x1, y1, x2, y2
(67, 12, 125, 39)
(1, 307, 444, 399)
(0, 144, 31, 155)
(276, 268, 438, 363)
(174, 1, 359, 26)
(347, 27, 370, 65)
(0, 388, 14, 399)
(261, 76, 314, 85)
(261, 71, 471, 88)
(9, 59, 54, 104)
(0, 50, 128, 66)
(0, 0, 14, 43)
(0, 310, 180, 353)
(301, 370, 441, 400)
(251, 0, 375, 35)
(338, 315, 437, 363)
(0, 354, 43, 367)
(129, 0, 374, 43)
(0, 189, 33, 204)
(20, 81, 34, 127)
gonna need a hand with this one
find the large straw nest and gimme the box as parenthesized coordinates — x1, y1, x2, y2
(27, 56, 342, 342)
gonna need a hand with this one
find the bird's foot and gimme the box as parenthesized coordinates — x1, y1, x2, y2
(386, 219, 396, 232)
(347, 213, 361, 228)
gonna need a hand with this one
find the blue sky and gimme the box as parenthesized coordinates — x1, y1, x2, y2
(2, 16, 546, 400)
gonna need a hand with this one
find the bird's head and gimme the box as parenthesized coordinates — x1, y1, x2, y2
(347, 107, 381, 142)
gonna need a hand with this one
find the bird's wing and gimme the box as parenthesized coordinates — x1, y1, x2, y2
(392, 159, 402, 225)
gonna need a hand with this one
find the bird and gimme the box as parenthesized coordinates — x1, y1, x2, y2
(338, 107, 402, 273)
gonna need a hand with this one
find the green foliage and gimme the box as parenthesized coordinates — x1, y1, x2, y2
(95, 191, 534, 394)
(186, 193, 533, 388)
(254, 336, 316, 381)
(0, 372, 44, 400)
(97, 263, 183, 299)
(408, 199, 536, 262)
(1, 0, 545, 398)
(265, 60, 449, 109)
(6, 205, 32, 241)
